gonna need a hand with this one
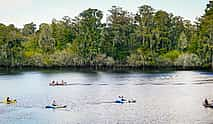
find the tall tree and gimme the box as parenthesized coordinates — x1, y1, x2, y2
(0, 24, 24, 66)
(199, 0, 213, 68)
(153, 10, 171, 53)
(73, 8, 104, 64)
(38, 23, 55, 52)
(51, 17, 75, 49)
(135, 5, 154, 49)
(105, 6, 136, 62)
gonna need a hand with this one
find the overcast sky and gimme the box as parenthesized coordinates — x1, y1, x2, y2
(0, 0, 209, 28)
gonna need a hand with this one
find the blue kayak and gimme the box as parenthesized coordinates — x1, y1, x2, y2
(45, 105, 67, 109)
(115, 100, 124, 104)
(115, 99, 136, 104)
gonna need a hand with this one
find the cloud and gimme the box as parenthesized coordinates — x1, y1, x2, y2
(0, 0, 32, 9)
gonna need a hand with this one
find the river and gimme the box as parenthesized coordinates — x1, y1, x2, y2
(0, 69, 213, 124)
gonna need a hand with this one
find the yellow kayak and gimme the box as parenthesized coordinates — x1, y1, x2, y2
(0, 100, 17, 104)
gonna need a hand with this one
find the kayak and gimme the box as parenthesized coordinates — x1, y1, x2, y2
(49, 83, 68, 86)
(128, 100, 136, 103)
(0, 100, 17, 104)
(45, 105, 67, 109)
(115, 100, 124, 104)
(115, 99, 136, 104)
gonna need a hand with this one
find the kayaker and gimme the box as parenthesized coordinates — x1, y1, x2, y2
(118, 96, 122, 100)
(50, 80, 55, 85)
(118, 96, 126, 101)
(6, 97, 11, 102)
(121, 96, 126, 101)
(52, 100, 58, 106)
(56, 81, 59, 85)
(117, 96, 126, 102)
(205, 98, 209, 105)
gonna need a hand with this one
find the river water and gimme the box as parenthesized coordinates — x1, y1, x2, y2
(0, 69, 213, 124)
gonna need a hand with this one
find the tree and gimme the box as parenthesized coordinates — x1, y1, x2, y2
(175, 53, 202, 67)
(199, 0, 213, 68)
(38, 23, 55, 52)
(178, 32, 188, 51)
(22, 22, 36, 36)
(153, 10, 171, 53)
(104, 6, 136, 62)
(51, 17, 75, 49)
(135, 5, 154, 49)
(0, 4, 212, 68)
(0, 24, 24, 66)
(169, 16, 184, 50)
(73, 8, 104, 64)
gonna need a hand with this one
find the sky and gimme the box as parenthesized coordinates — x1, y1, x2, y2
(0, 0, 209, 28)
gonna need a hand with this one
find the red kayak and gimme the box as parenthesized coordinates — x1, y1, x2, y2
(49, 83, 67, 86)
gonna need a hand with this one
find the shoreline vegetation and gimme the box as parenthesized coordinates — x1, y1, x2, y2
(0, 2, 212, 70)
(0, 66, 210, 72)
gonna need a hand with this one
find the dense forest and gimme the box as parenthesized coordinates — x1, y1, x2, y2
(0, 1, 212, 69)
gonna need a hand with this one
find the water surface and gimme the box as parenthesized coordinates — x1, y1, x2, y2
(0, 69, 213, 124)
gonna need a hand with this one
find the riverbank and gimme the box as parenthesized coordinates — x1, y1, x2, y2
(0, 65, 212, 72)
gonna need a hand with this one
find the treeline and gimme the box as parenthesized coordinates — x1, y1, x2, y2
(0, 2, 212, 69)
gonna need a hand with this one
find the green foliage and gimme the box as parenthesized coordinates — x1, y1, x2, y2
(199, 1, 213, 67)
(175, 53, 202, 67)
(51, 17, 75, 49)
(162, 50, 181, 61)
(158, 50, 181, 66)
(178, 32, 188, 51)
(22, 22, 36, 36)
(105, 6, 136, 61)
(72, 8, 104, 63)
(127, 48, 157, 66)
(23, 52, 44, 66)
(38, 23, 55, 53)
(0, 2, 212, 68)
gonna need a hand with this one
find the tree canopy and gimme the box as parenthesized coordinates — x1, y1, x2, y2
(0, 2, 212, 69)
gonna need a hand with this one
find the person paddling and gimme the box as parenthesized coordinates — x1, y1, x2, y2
(5, 97, 16, 103)
(51, 80, 55, 84)
(121, 96, 126, 101)
(205, 98, 209, 105)
(118, 96, 126, 101)
(6, 97, 11, 103)
(52, 100, 58, 106)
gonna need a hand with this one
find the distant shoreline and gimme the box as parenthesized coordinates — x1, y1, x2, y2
(0, 65, 211, 71)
